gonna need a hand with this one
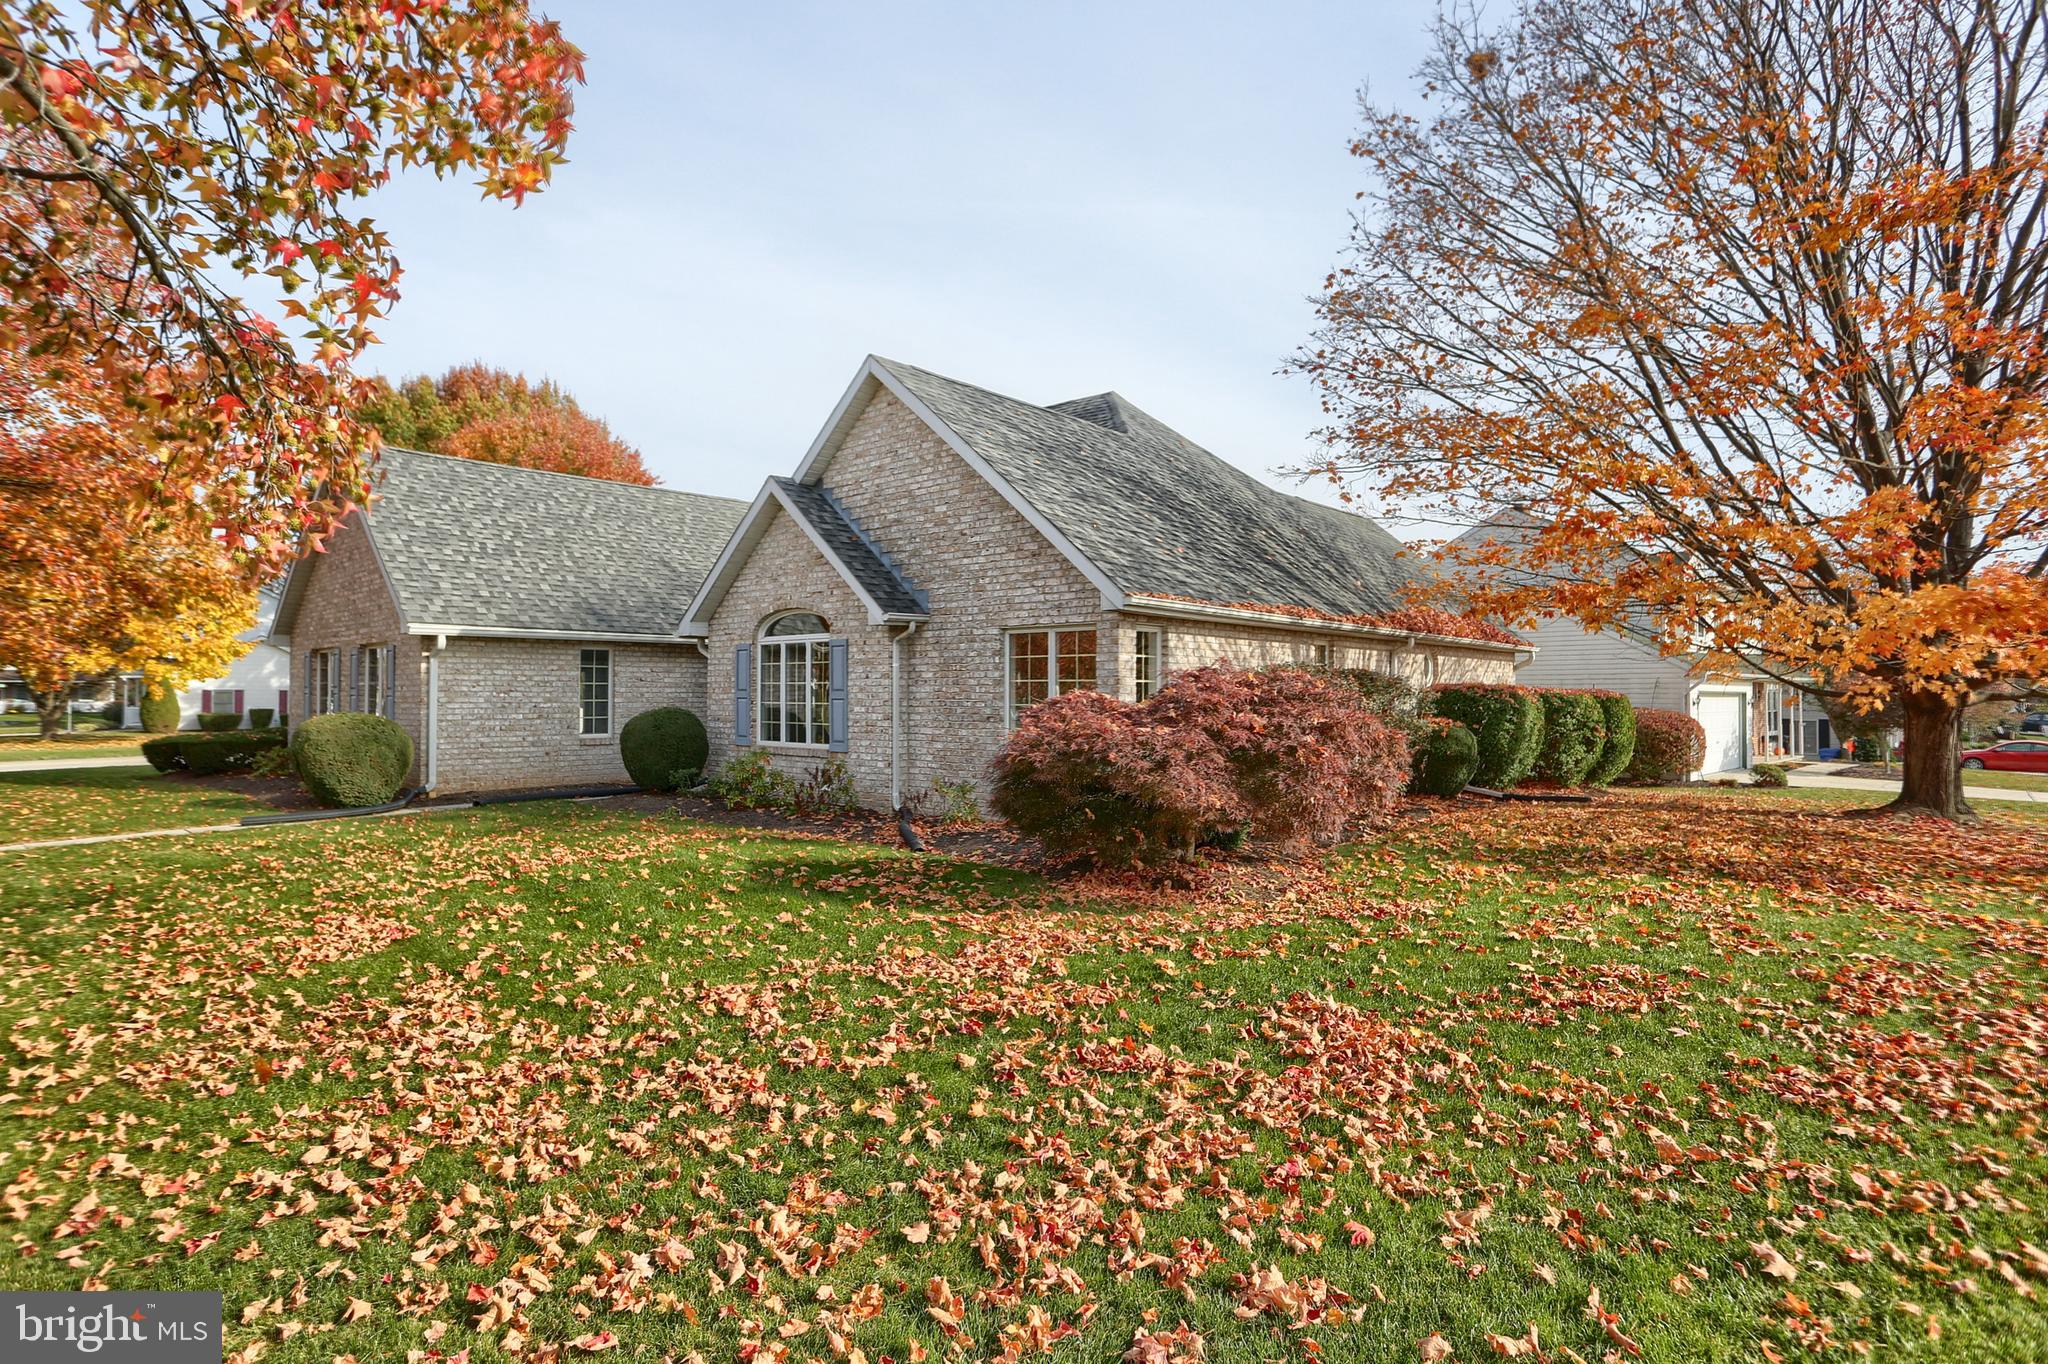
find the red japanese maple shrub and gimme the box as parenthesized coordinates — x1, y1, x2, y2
(988, 690, 1239, 867)
(1145, 664, 1411, 843)
(1625, 708, 1706, 784)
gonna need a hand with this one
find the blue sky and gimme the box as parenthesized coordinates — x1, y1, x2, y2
(357, 1, 1442, 524)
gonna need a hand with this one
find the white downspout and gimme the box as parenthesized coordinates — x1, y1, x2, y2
(891, 621, 922, 810)
(425, 634, 446, 792)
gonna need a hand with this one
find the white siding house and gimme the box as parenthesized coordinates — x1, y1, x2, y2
(120, 584, 293, 730)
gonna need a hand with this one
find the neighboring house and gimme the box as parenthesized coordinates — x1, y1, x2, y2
(274, 357, 1522, 801)
(1451, 512, 1829, 775)
(118, 582, 293, 730)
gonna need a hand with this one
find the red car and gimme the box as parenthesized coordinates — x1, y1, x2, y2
(1959, 740, 2048, 773)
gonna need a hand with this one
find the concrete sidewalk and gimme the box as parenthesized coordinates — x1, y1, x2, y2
(1784, 765, 2046, 805)
(0, 754, 152, 772)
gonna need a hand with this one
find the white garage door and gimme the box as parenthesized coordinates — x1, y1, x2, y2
(1695, 692, 1748, 774)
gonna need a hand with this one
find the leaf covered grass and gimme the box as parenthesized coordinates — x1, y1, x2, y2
(0, 791, 2044, 1363)
(0, 732, 149, 763)
(0, 767, 273, 844)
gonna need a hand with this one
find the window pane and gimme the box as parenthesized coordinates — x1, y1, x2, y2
(759, 642, 782, 743)
(1134, 630, 1159, 702)
(1055, 630, 1097, 695)
(1010, 631, 1049, 716)
(766, 613, 828, 637)
(809, 642, 830, 744)
(580, 649, 611, 735)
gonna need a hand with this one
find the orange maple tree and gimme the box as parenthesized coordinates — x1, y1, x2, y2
(0, 1, 585, 570)
(0, 336, 253, 738)
(358, 363, 657, 484)
(1293, 0, 2048, 820)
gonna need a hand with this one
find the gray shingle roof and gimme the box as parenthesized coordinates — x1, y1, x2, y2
(354, 448, 747, 637)
(770, 478, 927, 616)
(877, 360, 1415, 620)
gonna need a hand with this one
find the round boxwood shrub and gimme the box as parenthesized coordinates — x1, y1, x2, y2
(1535, 690, 1607, 786)
(248, 707, 275, 730)
(196, 711, 243, 732)
(1585, 693, 1637, 787)
(139, 681, 181, 734)
(1429, 684, 1545, 789)
(1409, 720, 1479, 796)
(290, 713, 414, 808)
(1625, 708, 1706, 784)
(619, 706, 709, 792)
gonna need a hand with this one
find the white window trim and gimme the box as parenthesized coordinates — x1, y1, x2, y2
(757, 614, 831, 749)
(1133, 627, 1164, 702)
(579, 647, 613, 738)
(360, 644, 385, 717)
(1005, 625, 1099, 727)
(311, 648, 340, 716)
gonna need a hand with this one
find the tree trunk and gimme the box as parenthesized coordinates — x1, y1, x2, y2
(32, 689, 67, 742)
(1887, 689, 1973, 822)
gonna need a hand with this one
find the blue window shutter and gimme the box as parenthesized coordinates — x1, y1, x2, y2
(384, 645, 396, 717)
(828, 638, 849, 753)
(734, 644, 752, 745)
(350, 648, 362, 712)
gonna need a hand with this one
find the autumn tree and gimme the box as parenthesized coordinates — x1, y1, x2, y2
(357, 363, 656, 484)
(1294, 0, 2048, 820)
(0, 340, 255, 739)
(0, 2, 585, 570)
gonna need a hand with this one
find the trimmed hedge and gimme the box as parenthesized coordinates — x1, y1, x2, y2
(140, 729, 285, 775)
(1410, 720, 1479, 797)
(249, 707, 275, 730)
(1625, 708, 1706, 784)
(1429, 684, 1545, 789)
(290, 713, 414, 807)
(196, 711, 243, 732)
(1535, 690, 1607, 786)
(139, 681, 181, 734)
(620, 706, 709, 792)
(1585, 693, 1637, 787)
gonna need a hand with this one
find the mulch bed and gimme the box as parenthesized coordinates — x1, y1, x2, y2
(1836, 763, 1906, 782)
(162, 770, 323, 813)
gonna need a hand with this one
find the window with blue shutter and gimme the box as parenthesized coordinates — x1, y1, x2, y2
(733, 644, 752, 745)
(827, 638, 848, 752)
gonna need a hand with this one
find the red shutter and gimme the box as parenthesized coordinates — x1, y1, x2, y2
(279, 688, 289, 719)
(200, 690, 212, 714)
(233, 689, 244, 714)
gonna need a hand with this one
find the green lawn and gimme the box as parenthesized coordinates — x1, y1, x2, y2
(0, 766, 275, 844)
(0, 792, 2043, 1362)
(0, 732, 149, 763)
(1953, 767, 2048, 792)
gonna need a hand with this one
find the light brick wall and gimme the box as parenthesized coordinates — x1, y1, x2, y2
(1116, 616, 1515, 693)
(430, 638, 705, 794)
(704, 389, 1104, 808)
(282, 510, 427, 778)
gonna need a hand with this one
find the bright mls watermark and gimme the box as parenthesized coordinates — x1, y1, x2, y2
(2, 1293, 220, 1362)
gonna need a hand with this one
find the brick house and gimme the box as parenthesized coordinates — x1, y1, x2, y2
(275, 357, 1522, 801)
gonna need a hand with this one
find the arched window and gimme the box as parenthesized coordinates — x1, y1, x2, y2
(758, 612, 830, 745)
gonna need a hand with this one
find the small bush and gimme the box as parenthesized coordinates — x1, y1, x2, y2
(139, 682, 181, 734)
(988, 690, 1237, 867)
(1430, 684, 1545, 788)
(248, 707, 275, 730)
(196, 711, 243, 732)
(1625, 709, 1706, 784)
(1535, 690, 1607, 786)
(1751, 761, 1790, 787)
(708, 749, 804, 811)
(1410, 719, 1479, 797)
(290, 713, 414, 807)
(141, 735, 184, 773)
(794, 756, 858, 815)
(1146, 665, 1411, 844)
(911, 779, 984, 825)
(619, 706, 709, 792)
(250, 743, 297, 779)
(1585, 693, 1637, 787)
